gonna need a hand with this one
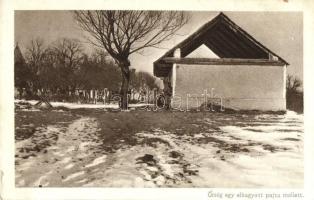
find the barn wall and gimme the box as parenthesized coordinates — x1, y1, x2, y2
(173, 64, 286, 111)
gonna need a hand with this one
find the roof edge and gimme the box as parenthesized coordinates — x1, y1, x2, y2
(161, 57, 286, 66)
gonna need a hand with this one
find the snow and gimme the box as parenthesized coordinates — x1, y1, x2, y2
(15, 117, 103, 187)
(85, 155, 107, 168)
(15, 99, 151, 109)
(15, 109, 303, 187)
(62, 171, 85, 182)
(130, 112, 303, 187)
(220, 126, 301, 144)
(189, 112, 303, 187)
(64, 163, 74, 169)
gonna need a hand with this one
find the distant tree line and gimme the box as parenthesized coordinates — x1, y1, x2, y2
(14, 37, 159, 103)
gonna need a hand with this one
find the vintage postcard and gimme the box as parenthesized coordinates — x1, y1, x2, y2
(1, 0, 313, 199)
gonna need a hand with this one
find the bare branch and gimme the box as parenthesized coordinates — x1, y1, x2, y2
(73, 10, 188, 61)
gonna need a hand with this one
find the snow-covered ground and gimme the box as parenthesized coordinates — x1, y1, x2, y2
(15, 99, 151, 109)
(15, 107, 303, 188)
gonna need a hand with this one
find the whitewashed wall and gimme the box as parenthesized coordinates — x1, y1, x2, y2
(173, 64, 286, 111)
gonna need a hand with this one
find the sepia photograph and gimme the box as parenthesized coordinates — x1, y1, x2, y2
(13, 10, 304, 189)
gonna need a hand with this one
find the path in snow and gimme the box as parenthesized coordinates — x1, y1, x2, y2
(15, 117, 108, 187)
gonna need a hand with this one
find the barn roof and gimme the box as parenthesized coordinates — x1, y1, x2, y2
(154, 12, 289, 77)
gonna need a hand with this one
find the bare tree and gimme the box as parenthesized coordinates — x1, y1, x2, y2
(286, 75, 302, 93)
(73, 11, 188, 109)
(286, 75, 303, 113)
(52, 38, 84, 94)
(26, 38, 47, 75)
(77, 50, 122, 91)
(25, 38, 48, 92)
(53, 38, 83, 70)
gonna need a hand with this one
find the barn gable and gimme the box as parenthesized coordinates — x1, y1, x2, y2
(154, 12, 288, 77)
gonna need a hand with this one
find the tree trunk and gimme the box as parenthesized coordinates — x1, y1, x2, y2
(17, 87, 23, 99)
(119, 59, 131, 110)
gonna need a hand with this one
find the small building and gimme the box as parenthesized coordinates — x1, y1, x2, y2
(153, 12, 289, 111)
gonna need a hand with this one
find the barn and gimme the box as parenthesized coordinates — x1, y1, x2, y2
(153, 12, 289, 111)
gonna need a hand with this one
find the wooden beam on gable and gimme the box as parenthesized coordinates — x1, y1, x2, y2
(161, 57, 286, 66)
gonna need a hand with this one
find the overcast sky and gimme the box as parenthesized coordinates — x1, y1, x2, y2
(15, 11, 303, 81)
